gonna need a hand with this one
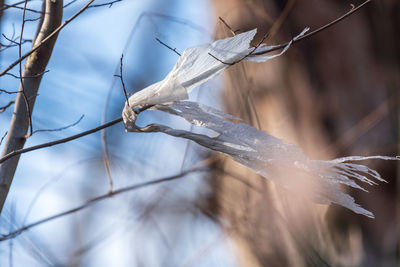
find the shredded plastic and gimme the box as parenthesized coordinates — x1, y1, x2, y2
(122, 28, 309, 130)
(122, 28, 398, 218)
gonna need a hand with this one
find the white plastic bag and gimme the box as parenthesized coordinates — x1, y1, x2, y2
(122, 28, 398, 218)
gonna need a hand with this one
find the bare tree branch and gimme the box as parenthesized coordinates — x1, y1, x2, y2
(0, 132, 7, 147)
(155, 37, 181, 56)
(208, 0, 371, 65)
(0, 117, 123, 165)
(63, 0, 78, 8)
(0, 0, 63, 213)
(2, 3, 43, 14)
(0, 101, 15, 113)
(88, 0, 122, 9)
(0, 166, 208, 241)
(115, 54, 130, 106)
(4, 70, 49, 79)
(32, 114, 84, 134)
(1, 33, 32, 52)
(0, 89, 19, 94)
(0, 0, 95, 77)
(0, 0, 32, 13)
(102, 52, 133, 194)
(251, 0, 372, 56)
(208, 31, 270, 65)
(218, 16, 238, 36)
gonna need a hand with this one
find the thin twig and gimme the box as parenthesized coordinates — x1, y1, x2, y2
(0, 0, 95, 77)
(3, 3, 43, 14)
(0, 101, 15, 113)
(251, 0, 372, 56)
(63, 0, 78, 8)
(218, 16, 238, 36)
(24, 17, 41, 22)
(5, 70, 49, 79)
(1, 35, 18, 45)
(32, 115, 85, 134)
(208, 32, 269, 65)
(88, 0, 122, 8)
(100, 9, 156, 195)
(0, 36, 31, 53)
(0, 103, 156, 164)
(0, 132, 7, 147)
(155, 37, 181, 56)
(0, 0, 26, 12)
(0, 89, 19, 94)
(101, 52, 134, 193)
(0, 117, 123, 164)
(208, 0, 371, 64)
(0, 39, 31, 49)
(0, 0, 32, 12)
(0, 167, 208, 241)
(115, 54, 130, 107)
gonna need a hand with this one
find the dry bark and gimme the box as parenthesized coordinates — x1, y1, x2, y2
(0, 0, 63, 213)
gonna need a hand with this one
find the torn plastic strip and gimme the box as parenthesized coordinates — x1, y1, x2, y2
(128, 101, 398, 218)
(122, 28, 309, 128)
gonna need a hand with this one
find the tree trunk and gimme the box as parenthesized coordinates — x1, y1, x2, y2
(0, 0, 63, 213)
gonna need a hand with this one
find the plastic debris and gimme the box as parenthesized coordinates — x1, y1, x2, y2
(122, 28, 309, 130)
(122, 28, 398, 218)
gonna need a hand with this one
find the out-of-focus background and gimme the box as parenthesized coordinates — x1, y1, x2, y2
(0, 0, 398, 266)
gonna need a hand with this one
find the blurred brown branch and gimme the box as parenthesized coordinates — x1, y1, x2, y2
(0, 101, 15, 113)
(251, 0, 372, 56)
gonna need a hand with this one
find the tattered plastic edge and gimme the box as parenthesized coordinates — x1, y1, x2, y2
(128, 101, 399, 218)
(121, 28, 399, 218)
